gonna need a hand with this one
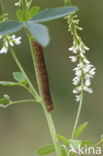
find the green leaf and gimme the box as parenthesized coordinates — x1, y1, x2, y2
(69, 139, 81, 150)
(73, 122, 88, 139)
(56, 134, 69, 145)
(26, 22, 49, 47)
(17, 10, 25, 22)
(37, 144, 55, 155)
(0, 81, 19, 86)
(61, 146, 67, 156)
(31, 6, 78, 23)
(81, 140, 92, 146)
(13, 72, 27, 85)
(0, 21, 24, 35)
(29, 6, 40, 19)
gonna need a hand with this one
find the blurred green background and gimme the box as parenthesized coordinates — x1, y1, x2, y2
(0, 0, 103, 156)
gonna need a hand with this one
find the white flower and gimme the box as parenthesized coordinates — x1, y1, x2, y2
(0, 36, 2, 39)
(0, 47, 8, 54)
(13, 36, 22, 44)
(69, 56, 77, 62)
(9, 41, 14, 46)
(85, 73, 93, 79)
(72, 76, 80, 85)
(84, 46, 89, 51)
(75, 69, 82, 76)
(80, 52, 84, 58)
(83, 64, 93, 73)
(68, 46, 78, 54)
(84, 58, 90, 64)
(14, 2, 19, 6)
(75, 95, 80, 102)
(85, 79, 91, 86)
(83, 86, 93, 93)
(89, 68, 96, 76)
(73, 89, 79, 94)
(73, 86, 82, 94)
(5, 41, 8, 47)
(77, 62, 84, 68)
(0, 34, 22, 55)
(68, 46, 74, 51)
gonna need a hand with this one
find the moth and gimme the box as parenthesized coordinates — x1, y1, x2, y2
(33, 41, 54, 111)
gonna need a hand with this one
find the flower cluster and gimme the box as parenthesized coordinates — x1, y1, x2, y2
(0, 12, 22, 54)
(0, 35, 22, 54)
(66, 15, 96, 102)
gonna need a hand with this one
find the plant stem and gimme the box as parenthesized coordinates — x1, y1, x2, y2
(11, 99, 36, 105)
(28, 34, 63, 156)
(1, 99, 36, 108)
(9, 46, 40, 101)
(72, 80, 84, 138)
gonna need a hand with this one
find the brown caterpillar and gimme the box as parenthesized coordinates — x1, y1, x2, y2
(33, 41, 54, 111)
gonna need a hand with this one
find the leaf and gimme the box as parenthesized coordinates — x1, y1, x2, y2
(31, 6, 78, 23)
(56, 134, 69, 145)
(13, 72, 27, 85)
(69, 139, 81, 150)
(26, 22, 49, 47)
(17, 10, 25, 22)
(73, 122, 88, 139)
(61, 146, 67, 156)
(81, 140, 92, 146)
(0, 21, 24, 35)
(0, 81, 19, 86)
(29, 6, 40, 19)
(37, 144, 55, 155)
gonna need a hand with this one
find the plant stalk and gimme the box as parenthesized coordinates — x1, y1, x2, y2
(28, 34, 63, 156)
(72, 81, 84, 138)
(9, 46, 40, 101)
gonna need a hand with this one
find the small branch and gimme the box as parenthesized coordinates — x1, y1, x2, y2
(9, 46, 40, 101)
(93, 139, 103, 148)
(0, 99, 37, 108)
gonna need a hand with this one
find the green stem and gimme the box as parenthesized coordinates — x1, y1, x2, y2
(11, 99, 36, 105)
(72, 81, 84, 138)
(28, 34, 63, 156)
(1, 99, 36, 108)
(93, 139, 103, 148)
(9, 46, 40, 101)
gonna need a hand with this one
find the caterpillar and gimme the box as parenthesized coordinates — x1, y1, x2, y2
(33, 41, 54, 111)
